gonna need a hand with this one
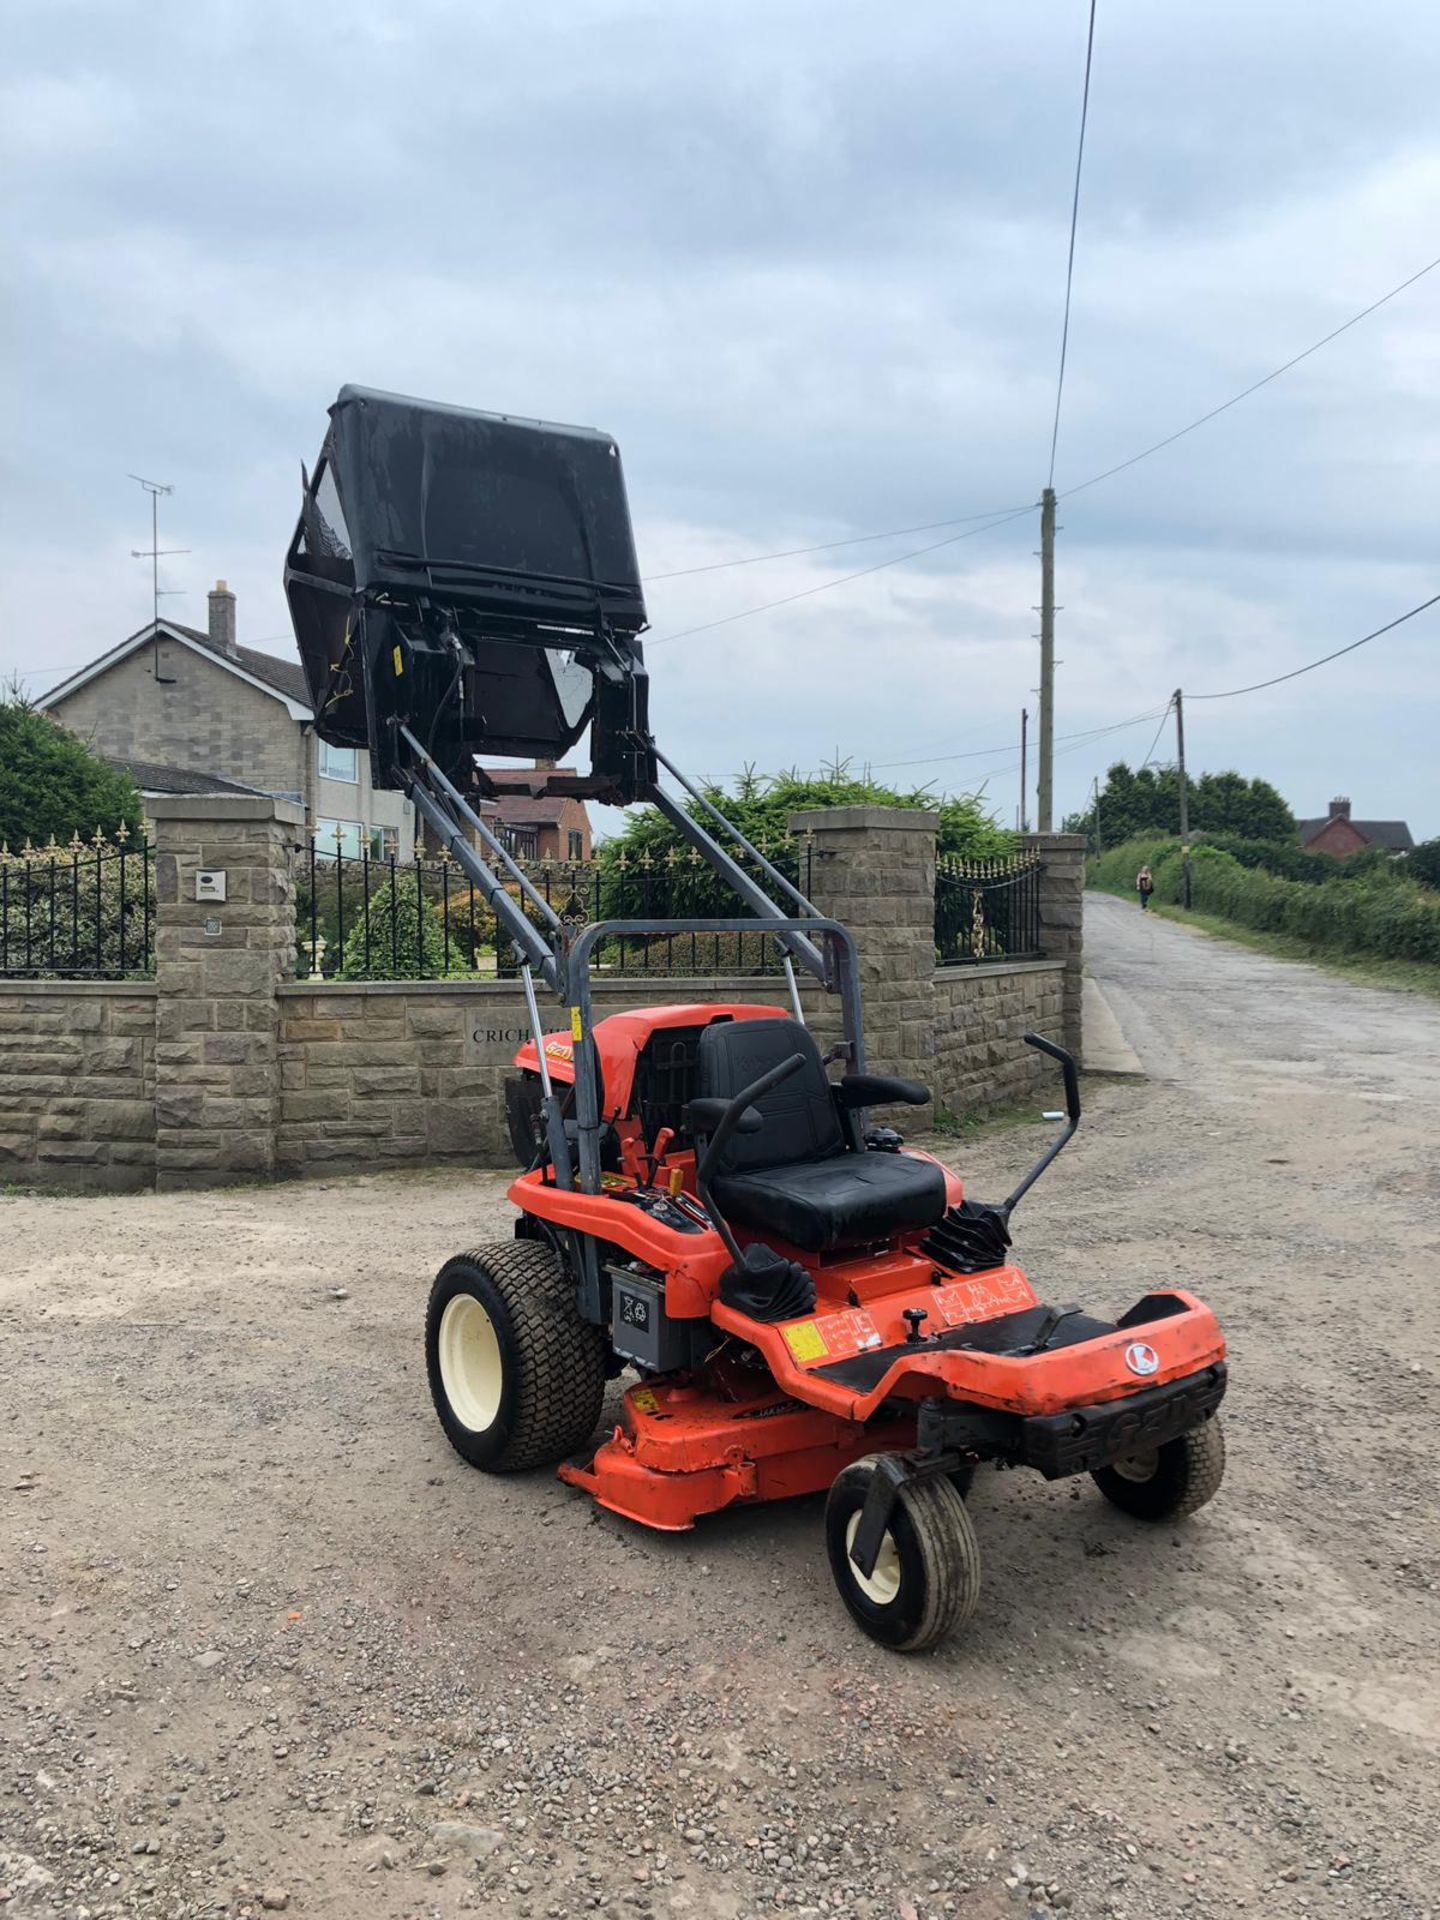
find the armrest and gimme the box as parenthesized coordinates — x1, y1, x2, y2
(837, 1074, 931, 1108)
(686, 1096, 763, 1136)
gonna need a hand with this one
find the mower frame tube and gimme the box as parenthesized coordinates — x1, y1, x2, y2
(562, 915, 864, 1200)
(650, 786, 829, 986)
(405, 777, 561, 989)
(400, 724, 562, 933)
(652, 746, 825, 922)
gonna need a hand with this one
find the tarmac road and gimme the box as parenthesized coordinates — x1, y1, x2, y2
(2, 899, 1437, 1920)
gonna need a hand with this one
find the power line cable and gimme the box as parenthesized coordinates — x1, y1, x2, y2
(644, 502, 1038, 647)
(1138, 697, 1175, 768)
(869, 704, 1169, 772)
(651, 248, 1440, 593)
(1047, 0, 1099, 488)
(642, 505, 1032, 581)
(1189, 590, 1440, 700)
(1061, 251, 1440, 499)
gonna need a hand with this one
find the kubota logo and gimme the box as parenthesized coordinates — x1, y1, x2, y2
(1125, 1341, 1160, 1377)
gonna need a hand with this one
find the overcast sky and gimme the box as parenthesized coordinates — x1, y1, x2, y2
(3, 0, 1437, 837)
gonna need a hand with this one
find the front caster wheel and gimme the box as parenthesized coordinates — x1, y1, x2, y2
(1091, 1418, 1225, 1521)
(825, 1456, 981, 1653)
(426, 1242, 605, 1473)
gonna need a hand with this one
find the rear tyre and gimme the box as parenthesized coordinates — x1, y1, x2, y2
(825, 1457, 982, 1653)
(426, 1241, 605, 1472)
(1091, 1418, 1225, 1521)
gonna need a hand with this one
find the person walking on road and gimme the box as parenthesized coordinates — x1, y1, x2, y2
(1136, 865, 1155, 911)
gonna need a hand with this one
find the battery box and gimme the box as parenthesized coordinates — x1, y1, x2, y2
(608, 1265, 709, 1372)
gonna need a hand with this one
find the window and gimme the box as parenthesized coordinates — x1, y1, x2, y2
(368, 824, 399, 861)
(320, 741, 359, 782)
(317, 817, 364, 858)
(568, 829, 584, 860)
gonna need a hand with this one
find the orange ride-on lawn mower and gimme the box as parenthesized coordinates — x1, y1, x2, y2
(286, 385, 1228, 1652)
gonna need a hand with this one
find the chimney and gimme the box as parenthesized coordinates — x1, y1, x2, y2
(208, 579, 238, 657)
(1329, 796, 1351, 821)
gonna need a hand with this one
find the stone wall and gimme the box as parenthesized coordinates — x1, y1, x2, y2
(0, 796, 1085, 1189)
(0, 983, 156, 1190)
(932, 960, 1067, 1115)
(276, 978, 796, 1174)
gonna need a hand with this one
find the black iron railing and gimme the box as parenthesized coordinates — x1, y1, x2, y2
(0, 832, 155, 979)
(935, 854, 1042, 965)
(293, 832, 814, 981)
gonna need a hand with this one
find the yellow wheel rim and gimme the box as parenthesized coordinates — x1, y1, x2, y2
(438, 1292, 504, 1432)
(844, 1511, 902, 1605)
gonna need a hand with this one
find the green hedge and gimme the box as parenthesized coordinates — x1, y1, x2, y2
(1196, 833, 1397, 887)
(1090, 838, 1440, 966)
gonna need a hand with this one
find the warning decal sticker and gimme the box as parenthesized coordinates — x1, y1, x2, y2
(815, 1308, 882, 1358)
(783, 1309, 882, 1367)
(783, 1321, 829, 1364)
(933, 1269, 1033, 1328)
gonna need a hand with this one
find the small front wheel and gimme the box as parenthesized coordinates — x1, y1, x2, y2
(1091, 1418, 1225, 1521)
(825, 1457, 981, 1653)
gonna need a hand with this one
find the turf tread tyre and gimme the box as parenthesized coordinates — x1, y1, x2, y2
(1092, 1418, 1225, 1521)
(826, 1456, 982, 1653)
(427, 1241, 605, 1473)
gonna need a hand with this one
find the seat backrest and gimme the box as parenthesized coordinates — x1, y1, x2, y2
(697, 1017, 846, 1173)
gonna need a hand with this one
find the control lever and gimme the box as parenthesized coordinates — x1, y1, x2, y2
(643, 1125, 675, 1187)
(1000, 1033, 1082, 1219)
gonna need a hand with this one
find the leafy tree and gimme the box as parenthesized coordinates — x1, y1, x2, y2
(0, 690, 144, 850)
(339, 873, 456, 979)
(1407, 837, 1440, 892)
(1065, 761, 1295, 851)
(600, 760, 1014, 921)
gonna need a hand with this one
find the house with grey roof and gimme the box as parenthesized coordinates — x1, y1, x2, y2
(40, 582, 413, 860)
(1298, 797, 1414, 859)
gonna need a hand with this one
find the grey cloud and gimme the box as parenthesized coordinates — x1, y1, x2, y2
(2, 0, 1437, 833)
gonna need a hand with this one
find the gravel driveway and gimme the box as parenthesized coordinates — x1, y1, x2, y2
(3, 896, 1436, 1920)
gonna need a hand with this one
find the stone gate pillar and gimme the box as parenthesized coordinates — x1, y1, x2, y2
(150, 795, 301, 1188)
(787, 805, 939, 1087)
(1021, 831, 1087, 1060)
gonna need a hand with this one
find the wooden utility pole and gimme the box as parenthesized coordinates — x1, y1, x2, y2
(1092, 774, 1103, 855)
(1174, 686, 1191, 907)
(1019, 707, 1029, 832)
(1037, 488, 1057, 831)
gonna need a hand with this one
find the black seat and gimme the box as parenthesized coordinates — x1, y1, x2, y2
(697, 1018, 946, 1254)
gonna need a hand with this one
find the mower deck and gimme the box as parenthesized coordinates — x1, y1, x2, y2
(559, 1268, 1226, 1532)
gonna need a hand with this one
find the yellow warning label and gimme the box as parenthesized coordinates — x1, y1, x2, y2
(631, 1387, 660, 1414)
(783, 1321, 829, 1365)
(392, 644, 404, 676)
(570, 1006, 584, 1042)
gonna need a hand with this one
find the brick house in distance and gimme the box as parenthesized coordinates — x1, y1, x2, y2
(1299, 797, 1414, 858)
(480, 759, 593, 861)
(40, 582, 413, 859)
